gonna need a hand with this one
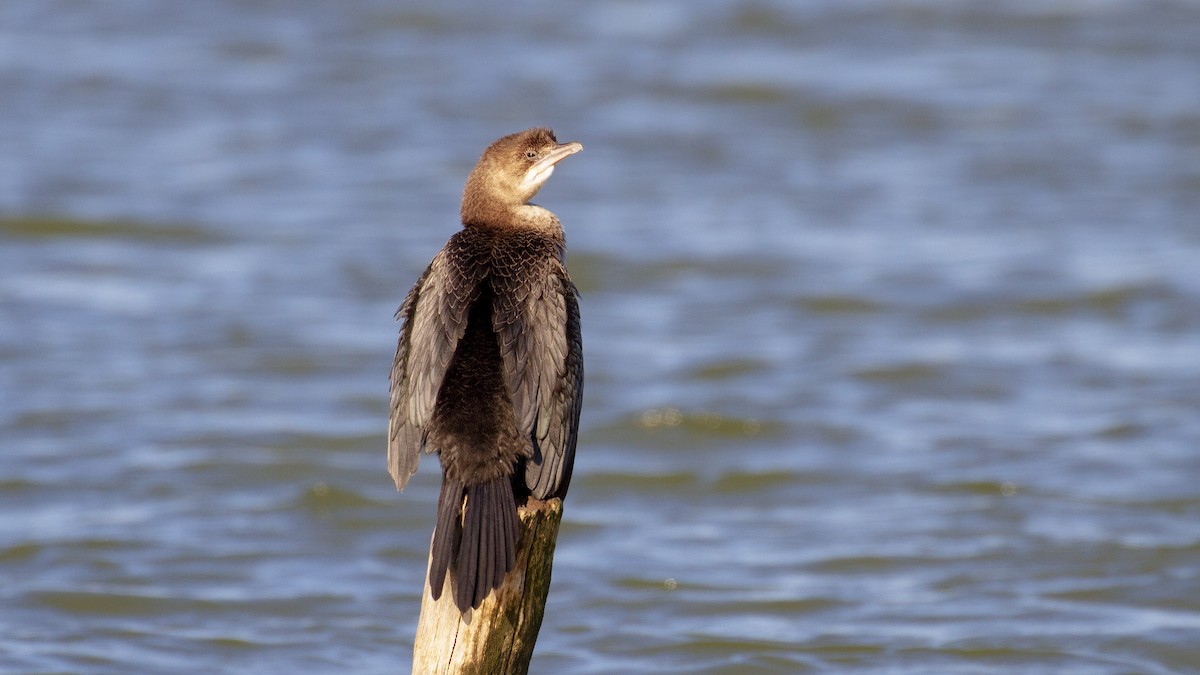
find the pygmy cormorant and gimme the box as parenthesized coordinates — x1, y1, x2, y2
(388, 128, 584, 615)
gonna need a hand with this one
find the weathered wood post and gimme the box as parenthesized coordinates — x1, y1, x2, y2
(412, 498, 563, 675)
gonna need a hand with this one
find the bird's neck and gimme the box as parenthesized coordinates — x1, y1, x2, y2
(462, 203, 564, 237)
(516, 204, 563, 233)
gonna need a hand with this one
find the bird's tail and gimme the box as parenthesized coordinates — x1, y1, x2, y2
(428, 476, 520, 614)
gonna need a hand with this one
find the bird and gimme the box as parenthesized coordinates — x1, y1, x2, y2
(388, 127, 584, 616)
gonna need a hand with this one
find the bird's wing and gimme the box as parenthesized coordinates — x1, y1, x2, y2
(494, 257, 584, 499)
(388, 241, 482, 490)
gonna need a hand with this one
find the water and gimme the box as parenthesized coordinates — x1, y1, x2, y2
(3, 1, 1200, 672)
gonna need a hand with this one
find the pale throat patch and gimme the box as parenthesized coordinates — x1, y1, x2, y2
(520, 164, 554, 192)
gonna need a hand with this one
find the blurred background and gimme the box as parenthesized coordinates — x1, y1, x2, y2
(3, 1, 1199, 673)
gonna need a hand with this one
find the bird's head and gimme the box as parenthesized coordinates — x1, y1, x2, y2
(461, 127, 582, 226)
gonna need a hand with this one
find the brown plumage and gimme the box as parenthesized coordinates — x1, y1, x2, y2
(388, 128, 584, 615)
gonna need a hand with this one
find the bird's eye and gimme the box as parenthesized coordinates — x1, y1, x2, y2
(525, 150, 538, 160)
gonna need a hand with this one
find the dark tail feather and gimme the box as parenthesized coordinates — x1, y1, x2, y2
(451, 476, 519, 613)
(429, 479, 465, 601)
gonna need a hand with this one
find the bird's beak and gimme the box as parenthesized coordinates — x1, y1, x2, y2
(522, 141, 583, 193)
(534, 141, 583, 174)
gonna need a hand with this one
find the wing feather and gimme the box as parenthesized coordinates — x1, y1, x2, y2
(494, 257, 584, 500)
(529, 281, 583, 499)
(388, 237, 484, 490)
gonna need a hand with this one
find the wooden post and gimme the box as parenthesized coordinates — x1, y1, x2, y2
(412, 498, 563, 675)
